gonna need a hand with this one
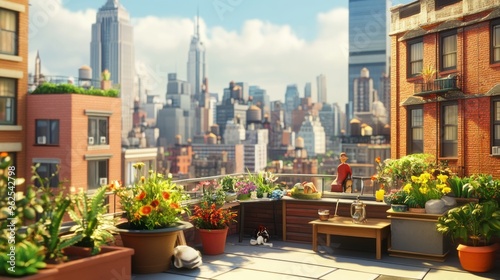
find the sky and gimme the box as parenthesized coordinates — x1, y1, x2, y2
(28, 0, 412, 106)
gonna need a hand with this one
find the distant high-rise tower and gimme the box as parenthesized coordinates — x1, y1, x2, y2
(34, 50, 41, 86)
(353, 68, 375, 114)
(304, 82, 312, 99)
(90, 0, 135, 138)
(187, 12, 206, 104)
(316, 74, 327, 103)
(348, 0, 389, 118)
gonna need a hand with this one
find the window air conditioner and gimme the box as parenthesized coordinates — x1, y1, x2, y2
(37, 136, 46, 144)
(100, 136, 107, 144)
(88, 137, 94, 145)
(492, 146, 500, 156)
(99, 178, 108, 185)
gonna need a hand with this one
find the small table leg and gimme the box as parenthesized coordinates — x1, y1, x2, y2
(238, 203, 245, 242)
(312, 224, 318, 251)
(376, 230, 381, 259)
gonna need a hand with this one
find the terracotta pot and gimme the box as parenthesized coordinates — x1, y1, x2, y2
(117, 221, 192, 274)
(457, 243, 499, 272)
(408, 207, 426, 213)
(198, 227, 228, 255)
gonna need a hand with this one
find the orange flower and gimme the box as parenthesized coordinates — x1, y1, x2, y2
(150, 199, 159, 208)
(162, 191, 170, 200)
(0, 152, 8, 157)
(375, 157, 381, 164)
(140, 176, 145, 183)
(139, 205, 152, 215)
(108, 180, 121, 191)
(136, 191, 146, 200)
(170, 202, 179, 209)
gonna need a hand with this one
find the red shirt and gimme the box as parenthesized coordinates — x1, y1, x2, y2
(336, 163, 352, 185)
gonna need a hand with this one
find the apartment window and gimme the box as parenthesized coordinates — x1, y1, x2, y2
(493, 99, 500, 147)
(35, 120, 59, 145)
(0, 78, 16, 125)
(491, 20, 500, 63)
(441, 30, 457, 71)
(0, 8, 17, 55)
(408, 38, 423, 77)
(88, 160, 108, 189)
(408, 106, 424, 154)
(435, 0, 461, 9)
(441, 103, 458, 157)
(34, 162, 59, 188)
(88, 117, 108, 145)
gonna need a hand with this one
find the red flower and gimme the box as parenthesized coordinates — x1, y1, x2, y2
(162, 191, 170, 200)
(150, 199, 159, 208)
(136, 191, 146, 200)
(170, 202, 179, 209)
(139, 205, 152, 215)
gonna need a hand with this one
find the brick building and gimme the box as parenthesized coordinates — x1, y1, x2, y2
(26, 94, 122, 191)
(390, 0, 500, 177)
(0, 0, 29, 187)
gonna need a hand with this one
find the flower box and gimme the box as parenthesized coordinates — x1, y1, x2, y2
(387, 209, 450, 261)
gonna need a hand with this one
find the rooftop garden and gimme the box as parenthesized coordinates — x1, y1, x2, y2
(31, 83, 119, 97)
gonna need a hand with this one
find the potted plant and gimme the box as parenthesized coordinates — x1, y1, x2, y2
(0, 155, 133, 279)
(220, 175, 237, 202)
(190, 202, 237, 255)
(462, 174, 500, 203)
(247, 170, 278, 198)
(234, 179, 257, 200)
(402, 171, 451, 213)
(110, 162, 192, 274)
(386, 189, 408, 212)
(436, 200, 500, 272)
(194, 179, 226, 207)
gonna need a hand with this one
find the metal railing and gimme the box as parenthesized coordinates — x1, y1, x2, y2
(414, 75, 459, 96)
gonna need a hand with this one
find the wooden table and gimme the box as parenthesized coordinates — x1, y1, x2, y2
(309, 217, 391, 259)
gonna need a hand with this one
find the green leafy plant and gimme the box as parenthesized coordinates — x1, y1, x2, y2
(220, 175, 236, 193)
(68, 185, 116, 255)
(194, 179, 226, 207)
(437, 201, 500, 246)
(376, 153, 437, 188)
(462, 174, 500, 203)
(0, 240, 46, 276)
(110, 162, 190, 230)
(386, 189, 407, 204)
(32, 82, 119, 97)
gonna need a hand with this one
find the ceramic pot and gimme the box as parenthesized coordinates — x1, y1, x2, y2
(198, 227, 228, 255)
(391, 204, 408, 212)
(457, 243, 499, 272)
(117, 221, 192, 274)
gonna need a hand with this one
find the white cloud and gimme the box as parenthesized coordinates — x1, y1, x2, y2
(28, 0, 349, 106)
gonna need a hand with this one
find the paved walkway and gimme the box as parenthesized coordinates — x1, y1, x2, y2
(132, 234, 499, 279)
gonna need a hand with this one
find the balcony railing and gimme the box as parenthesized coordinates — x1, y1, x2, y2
(413, 75, 459, 97)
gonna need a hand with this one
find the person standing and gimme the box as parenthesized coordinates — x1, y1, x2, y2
(330, 152, 352, 192)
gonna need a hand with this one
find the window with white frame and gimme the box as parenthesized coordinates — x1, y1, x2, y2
(408, 38, 423, 77)
(0, 8, 18, 55)
(88, 117, 108, 145)
(0, 78, 16, 125)
(35, 120, 59, 145)
(441, 103, 458, 157)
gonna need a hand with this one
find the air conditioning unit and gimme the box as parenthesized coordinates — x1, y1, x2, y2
(100, 136, 107, 144)
(37, 136, 46, 144)
(492, 146, 500, 156)
(99, 178, 108, 185)
(88, 137, 94, 145)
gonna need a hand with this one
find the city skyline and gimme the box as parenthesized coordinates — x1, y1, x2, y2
(28, 0, 412, 106)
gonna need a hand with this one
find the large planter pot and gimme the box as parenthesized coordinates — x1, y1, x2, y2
(387, 209, 450, 261)
(198, 227, 228, 255)
(117, 221, 192, 274)
(457, 243, 499, 272)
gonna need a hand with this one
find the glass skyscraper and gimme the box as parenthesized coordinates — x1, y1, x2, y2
(90, 0, 135, 138)
(348, 0, 390, 117)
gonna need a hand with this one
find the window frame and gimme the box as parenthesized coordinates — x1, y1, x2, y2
(440, 29, 457, 71)
(0, 77, 16, 125)
(491, 19, 500, 64)
(87, 159, 108, 190)
(407, 106, 424, 154)
(33, 161, 59, 188)
(492, 97, 500, 147)
(88, 116, 109, 145)
(0, 8, 18, 55)
(35, 119, 59, 145)
(407, 37, 424, 78)
(440, 102, 458, 158)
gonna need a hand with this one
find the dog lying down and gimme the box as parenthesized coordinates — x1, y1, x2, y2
(173, 245, 203, 269)
(250, 225, 273, 247)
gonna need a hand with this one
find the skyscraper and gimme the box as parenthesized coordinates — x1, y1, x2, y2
(316, 74, 327, 103)
(304, 82, 312, 99)
(187, 13, 206, 104)
(90, 0, 135, 138)
(348, 0, 389, 118)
